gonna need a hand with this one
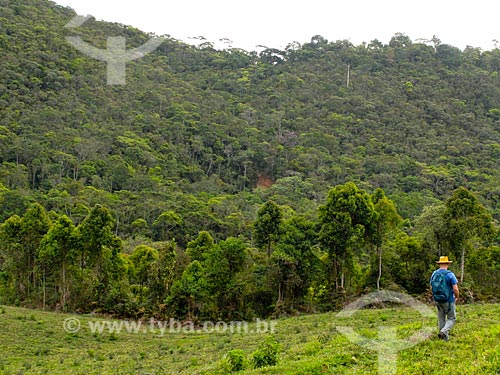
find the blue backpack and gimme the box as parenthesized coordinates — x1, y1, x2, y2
(431, 270, 451, 302)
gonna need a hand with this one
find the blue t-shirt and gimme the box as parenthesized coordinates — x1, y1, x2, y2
(430, 269, 458, 303)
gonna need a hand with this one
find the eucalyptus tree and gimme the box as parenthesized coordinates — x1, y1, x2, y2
(371, 188, 402, 290)
(76, 204, 123, 305)
(38, 214, 78, 310)
(443, 187, 496, 282)
(20, 203, 51, 300)
(253, 200, 283, 256)
(318, 182, 376, 295)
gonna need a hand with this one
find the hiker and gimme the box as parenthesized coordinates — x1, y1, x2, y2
(430, 256, 459, 341)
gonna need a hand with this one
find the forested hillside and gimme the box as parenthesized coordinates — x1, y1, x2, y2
(1, 0, 500, 318)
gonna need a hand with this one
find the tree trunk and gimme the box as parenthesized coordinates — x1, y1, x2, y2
(377, 245, 382, 291)
(460, 246, 466, 283)
(42, 270, 46, 310)
(61, 262, 67, 310)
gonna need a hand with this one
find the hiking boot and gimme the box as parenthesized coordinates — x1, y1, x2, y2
(438, 331, 449, 341)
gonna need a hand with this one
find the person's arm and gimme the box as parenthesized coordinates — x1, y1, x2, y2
(453, 284, 459, 302)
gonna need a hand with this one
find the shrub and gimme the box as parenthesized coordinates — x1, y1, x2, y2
(225, 349, 247, 372)
(251, 336, 280, 368)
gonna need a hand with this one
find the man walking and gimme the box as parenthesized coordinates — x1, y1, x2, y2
(430, 256, 459, 341)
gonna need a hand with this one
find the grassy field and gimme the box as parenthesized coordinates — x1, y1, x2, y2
(0, 301, 499, 375)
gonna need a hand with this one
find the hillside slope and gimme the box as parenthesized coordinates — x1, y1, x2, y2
(1, 0, 500, 229)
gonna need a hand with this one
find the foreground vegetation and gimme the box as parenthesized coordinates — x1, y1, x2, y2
(0, 303, 499, 374)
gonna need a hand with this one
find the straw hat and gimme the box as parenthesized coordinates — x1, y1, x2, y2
(436, 256, 453, 264)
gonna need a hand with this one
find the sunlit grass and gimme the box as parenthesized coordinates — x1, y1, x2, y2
(0, 302, 499, 374)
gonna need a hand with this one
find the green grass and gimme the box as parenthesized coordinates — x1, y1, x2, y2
(0, 303, 499, 374)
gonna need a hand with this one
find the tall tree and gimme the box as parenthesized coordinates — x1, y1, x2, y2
(443, 187, 496, 282)
(371, 189, 402, 290)
(38, 215, 78, 310)
(253, 200, 283, 256)
(318, 182, 375, 295)
(167, 260, 207, 320)
(76, 204, 123, 304)
(151, 240, 177, 303)
(273, 215, 321, 305)
(0, 215, 23, 302)
(19, 203, 51, 300)
(205, 237, 248, 319)
(77, 204, 116, 270)
(414, 204, 448, 257)
(129, 245, 159, 288)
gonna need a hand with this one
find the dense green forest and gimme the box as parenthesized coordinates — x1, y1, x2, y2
(1, 0, 500, 319)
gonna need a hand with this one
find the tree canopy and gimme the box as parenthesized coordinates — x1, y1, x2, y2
(0, 0, 500, 318)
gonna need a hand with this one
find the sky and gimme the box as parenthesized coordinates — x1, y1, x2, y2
(54, 0, 500, 52)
